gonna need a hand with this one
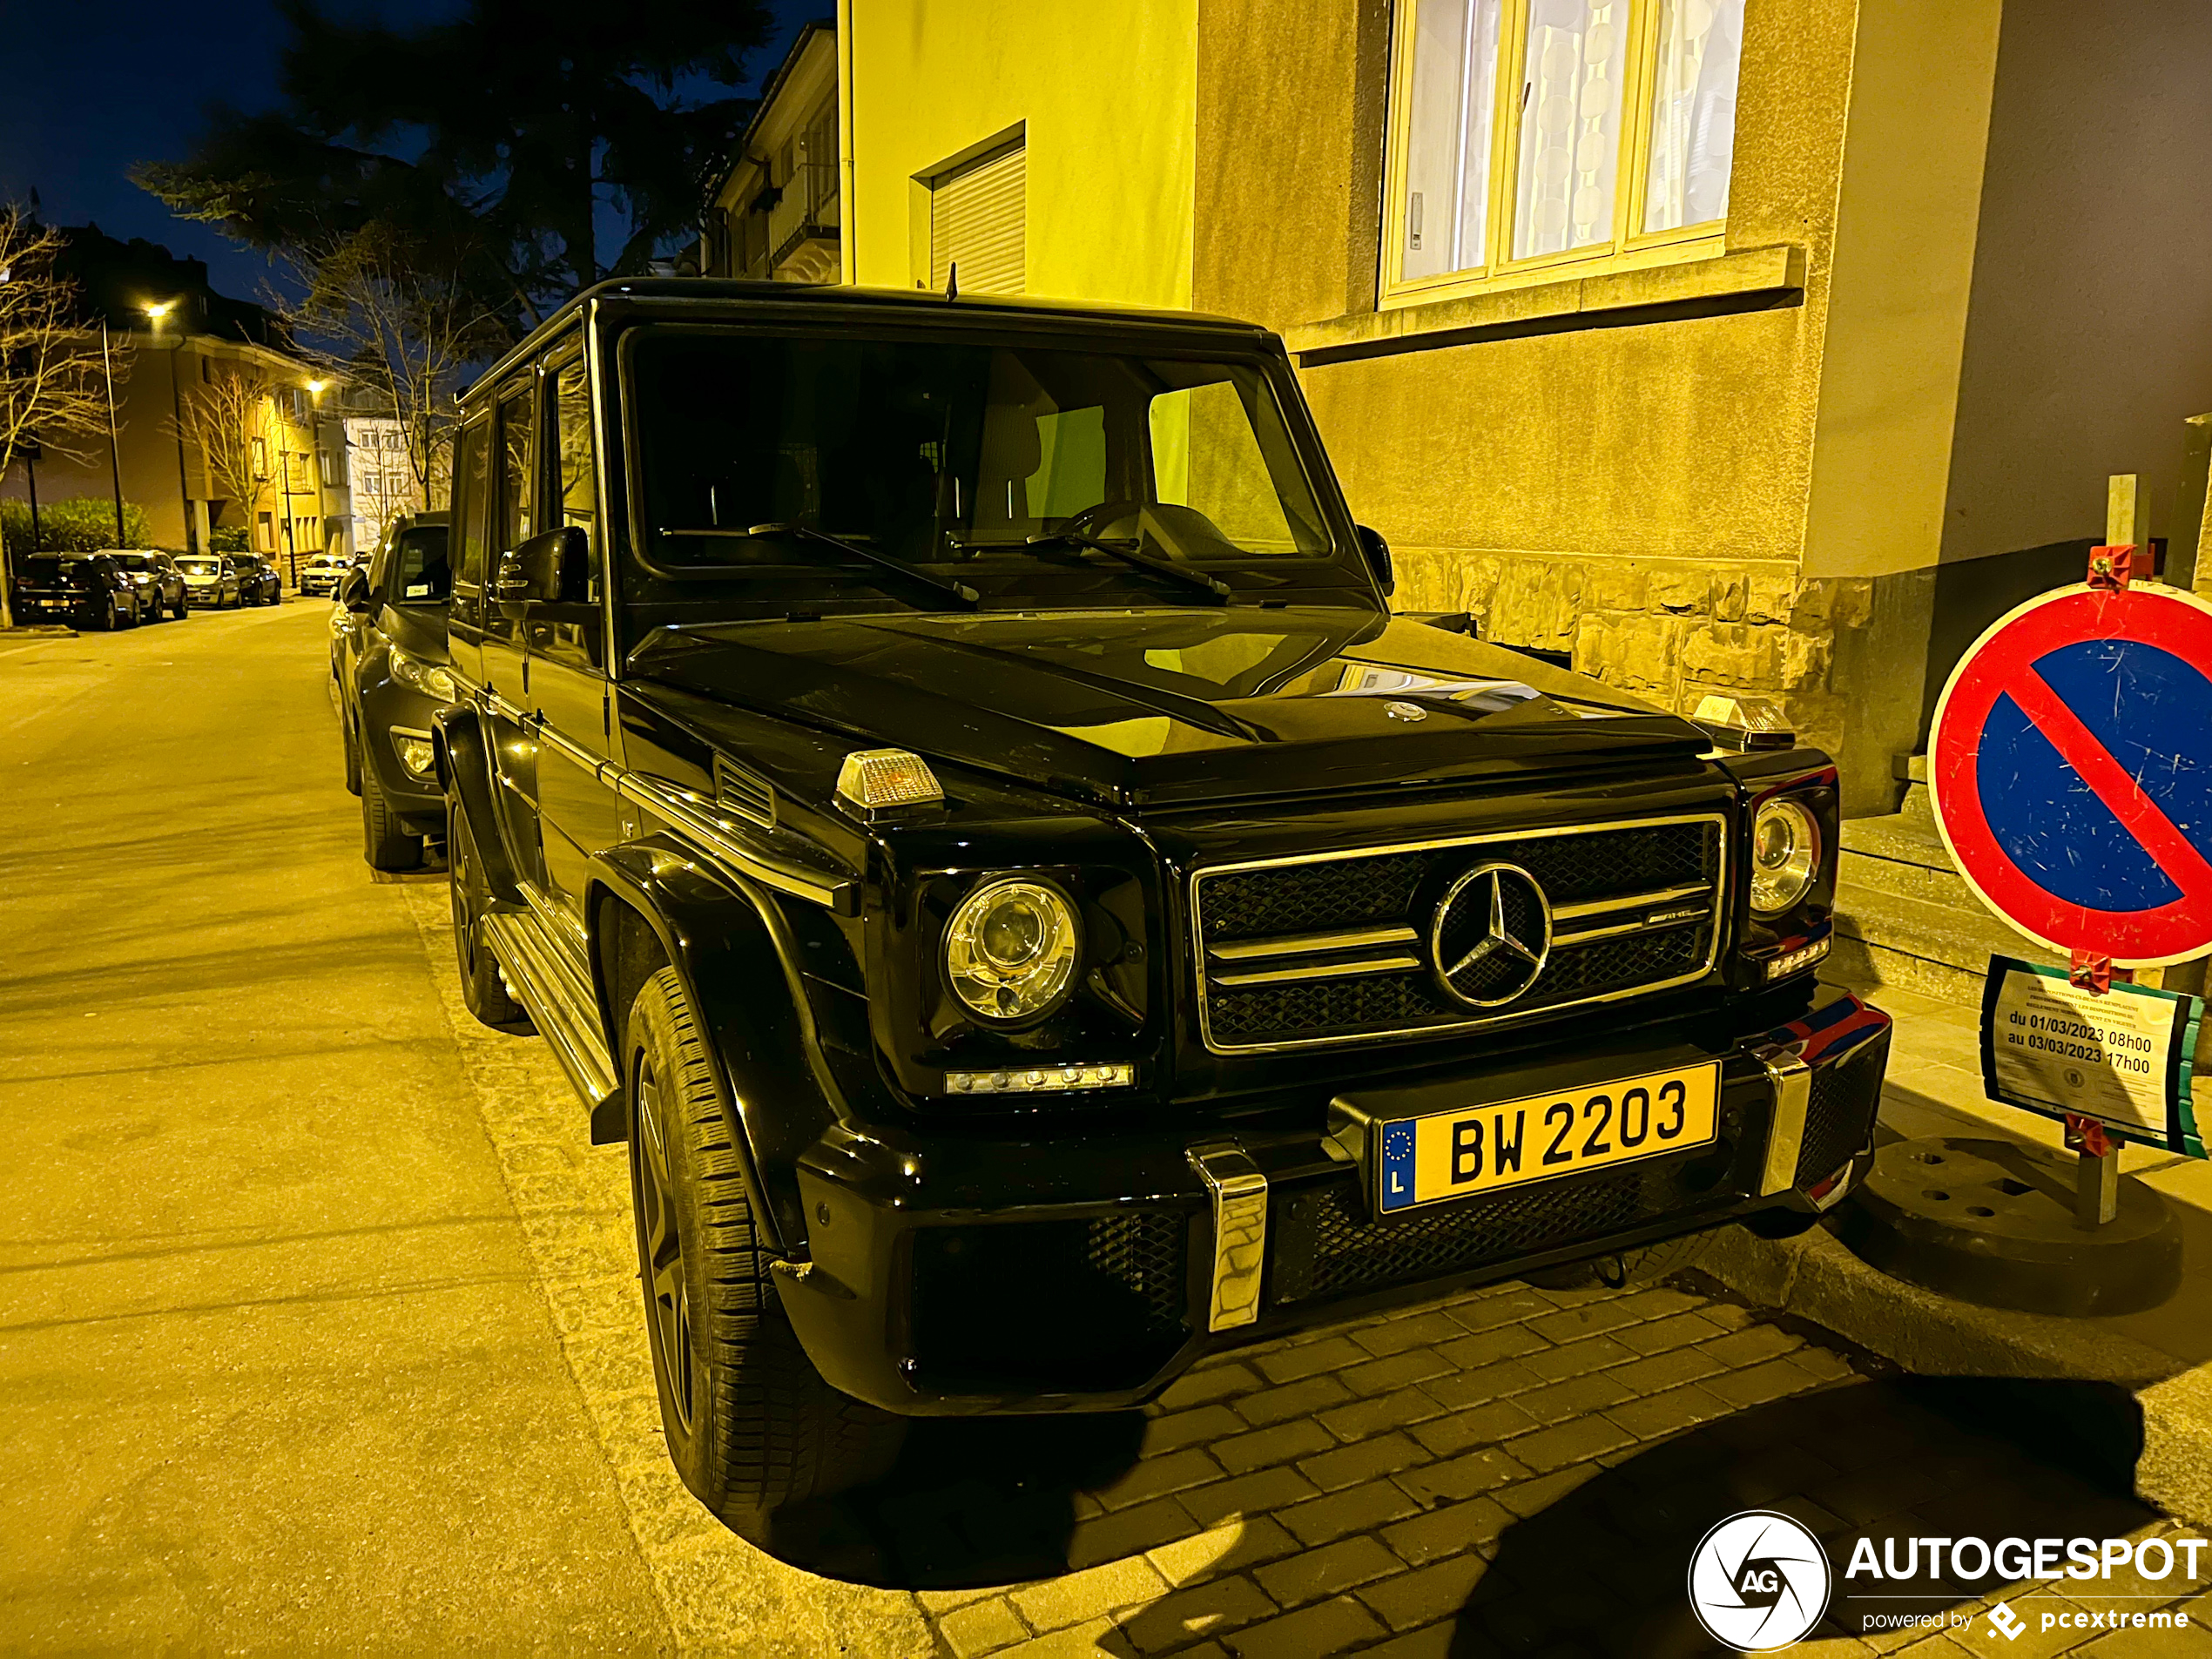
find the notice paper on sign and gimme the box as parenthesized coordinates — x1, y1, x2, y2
(1979, 955, 2205, 1156)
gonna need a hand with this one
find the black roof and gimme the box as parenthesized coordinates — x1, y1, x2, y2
(45, 223, 290, 348)
(464, 277, 1272, 408)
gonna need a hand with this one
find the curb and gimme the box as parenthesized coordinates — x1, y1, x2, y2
(1703, 1222, 2212, 1527)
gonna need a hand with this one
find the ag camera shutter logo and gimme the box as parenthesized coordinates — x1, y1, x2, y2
(1688, 1509, 1832, 1651)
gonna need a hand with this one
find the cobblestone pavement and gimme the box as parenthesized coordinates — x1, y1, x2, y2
(860, 1282, 2209, 1659)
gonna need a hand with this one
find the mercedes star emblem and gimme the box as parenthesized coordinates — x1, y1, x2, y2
(1431, 861, 1553, 1008)
(1384, 700, 1427, 722)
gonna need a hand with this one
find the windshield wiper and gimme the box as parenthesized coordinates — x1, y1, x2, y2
(739, 523, 978, 609)
(1021, 530, 1231, 603)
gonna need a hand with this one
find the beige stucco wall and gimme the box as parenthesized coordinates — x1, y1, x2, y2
(839, 0, 1197, 310)
(1194, 0, 1916, 806)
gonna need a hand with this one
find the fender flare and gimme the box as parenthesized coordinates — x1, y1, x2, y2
(429, 705, 524, 904)
(585, 840, 845, 1256)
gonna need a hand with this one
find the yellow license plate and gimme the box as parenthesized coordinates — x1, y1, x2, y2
(1376, 1061, 1721, 1213)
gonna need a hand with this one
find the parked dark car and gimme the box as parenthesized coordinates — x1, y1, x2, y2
(10, 552, 145, 628)
(434, 280, 1892, 1531)
(230, 551, 284, 605)
(111, 550, 190, 622)
(334, 512, 454, 869)
(176, 554, 243, 609)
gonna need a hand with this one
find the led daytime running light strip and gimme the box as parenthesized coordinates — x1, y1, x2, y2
(947, 1062, 1135, 1095)
(1764, 937, 1831, 981)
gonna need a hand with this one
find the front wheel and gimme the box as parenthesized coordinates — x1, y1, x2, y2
(361, 763, 422, 872)
(448, 799, 530, 1031)
(98, 594, 118, 631)
(626, 968, 906, 1529)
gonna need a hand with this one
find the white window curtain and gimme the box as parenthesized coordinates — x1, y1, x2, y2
(1643, 0, 1744, 233)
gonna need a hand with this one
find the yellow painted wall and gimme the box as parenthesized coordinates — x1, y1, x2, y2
(838, 0, 1197, 310)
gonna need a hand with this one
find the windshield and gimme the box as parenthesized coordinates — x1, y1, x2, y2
(389, 526, 451, 604)
(627, 328, 1351, 613)
(179, 558, 219, 574)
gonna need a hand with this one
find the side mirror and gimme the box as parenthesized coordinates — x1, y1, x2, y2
(494, 525, 590, 617)
(339, 567, 374, 612)
(1355, 524, 1394, 598)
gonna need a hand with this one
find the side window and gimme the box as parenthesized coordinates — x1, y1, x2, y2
(555, 358, 597, 542)
(452, 415, 492, 596)
(497, 381, 536, 551)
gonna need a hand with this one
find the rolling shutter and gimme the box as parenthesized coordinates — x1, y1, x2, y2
(929, 145, 1026, 295)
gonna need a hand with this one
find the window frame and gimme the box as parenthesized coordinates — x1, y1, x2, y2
(1379, 0, 1732, 309)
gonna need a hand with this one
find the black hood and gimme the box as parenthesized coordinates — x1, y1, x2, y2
(380, 601, 449, 661)
(626, 606, 1713, 807)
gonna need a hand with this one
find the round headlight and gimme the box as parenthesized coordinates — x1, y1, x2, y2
(944, 879, 1081, 1023)
(1750, 799, 1820, 916)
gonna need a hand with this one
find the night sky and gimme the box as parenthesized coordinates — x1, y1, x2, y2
(0, 0, 826, 306)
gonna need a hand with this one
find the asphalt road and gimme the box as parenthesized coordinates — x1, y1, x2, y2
(0, 604, 924, 1656)
(3, 604, 2202, 1659)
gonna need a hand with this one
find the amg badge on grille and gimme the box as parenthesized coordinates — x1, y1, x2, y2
(1431, 862, 1553, 1008)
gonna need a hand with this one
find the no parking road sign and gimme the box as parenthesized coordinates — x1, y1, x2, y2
(1932, 582, 2212, 967)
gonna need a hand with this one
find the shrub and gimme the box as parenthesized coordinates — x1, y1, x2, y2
(208, 523, 249, 553)
(0, 496, 151, 556)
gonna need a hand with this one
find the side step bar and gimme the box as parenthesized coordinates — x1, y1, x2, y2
(480, 907, 625, 1143)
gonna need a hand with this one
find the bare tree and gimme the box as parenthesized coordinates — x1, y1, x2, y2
(172, 363, 273, 540)
(276, 231, 503, 509)
(0, 213, 129, 627)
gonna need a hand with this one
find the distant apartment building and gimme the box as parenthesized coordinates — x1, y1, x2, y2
(700, 22, 841, 282)
(0, 226, 339, 575)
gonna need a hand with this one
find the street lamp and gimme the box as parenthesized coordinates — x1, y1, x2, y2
(142, 298, 196, 553)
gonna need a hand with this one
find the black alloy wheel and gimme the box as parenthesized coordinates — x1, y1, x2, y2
(99, 593, 118, 631)
(341, 707, 364, 797)
(448, 799, 530, 1031)
(624, 968, 906, 1532)
(632, 1056, 697, 1438)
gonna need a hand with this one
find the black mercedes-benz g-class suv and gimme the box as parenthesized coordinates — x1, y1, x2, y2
(435, 279, 1890, 1528)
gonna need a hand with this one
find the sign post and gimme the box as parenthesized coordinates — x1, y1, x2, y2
(1838, 482, 2212, 1314)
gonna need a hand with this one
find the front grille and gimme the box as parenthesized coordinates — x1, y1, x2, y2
(1795, 1029, 1890, 1186)
(1193, 815, 1728, 1052)
(908, 1212, 1190, 1392)
(1269, 1157, 1727, 1305)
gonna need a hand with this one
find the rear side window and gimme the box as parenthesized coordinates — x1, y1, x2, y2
(452, 418, 492, 594)
(390, 526, 452, 604)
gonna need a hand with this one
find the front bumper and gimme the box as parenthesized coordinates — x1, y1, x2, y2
(358, 671, 449, 832)
(775, 982, 1890, 1415)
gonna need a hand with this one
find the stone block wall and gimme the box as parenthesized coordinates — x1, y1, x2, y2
(1393, 547, 1881, 799)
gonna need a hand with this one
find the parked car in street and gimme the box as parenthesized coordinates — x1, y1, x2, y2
(230, 552, 285, 605)
(10, 552, 145, 628)
(435, 280, 1892, 1531)
(334, 512, 454, 870)
(110, 550, 190, 622)
(176, 554, 243, 610)
(300, 551, 351, 597)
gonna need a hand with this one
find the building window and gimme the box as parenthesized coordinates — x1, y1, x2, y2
(926, 139, 1025, 296)
(251, 435, 269, 480)
(256, 512, 274, 551)
(1383, 0, 1744, 302)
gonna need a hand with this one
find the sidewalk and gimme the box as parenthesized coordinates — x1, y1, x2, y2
(1706, 974, 2212, 1526)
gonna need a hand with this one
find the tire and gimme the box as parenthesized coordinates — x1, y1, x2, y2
(98, 594, 118, 631)
(1522, 1225, 1724, 1291)
(625, 967, 906, 1528)
(341, 708, 364, 797)
(448, 799, 531, 1031)
(172, 593, 187, 620)
(361, 761, 422, 872)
